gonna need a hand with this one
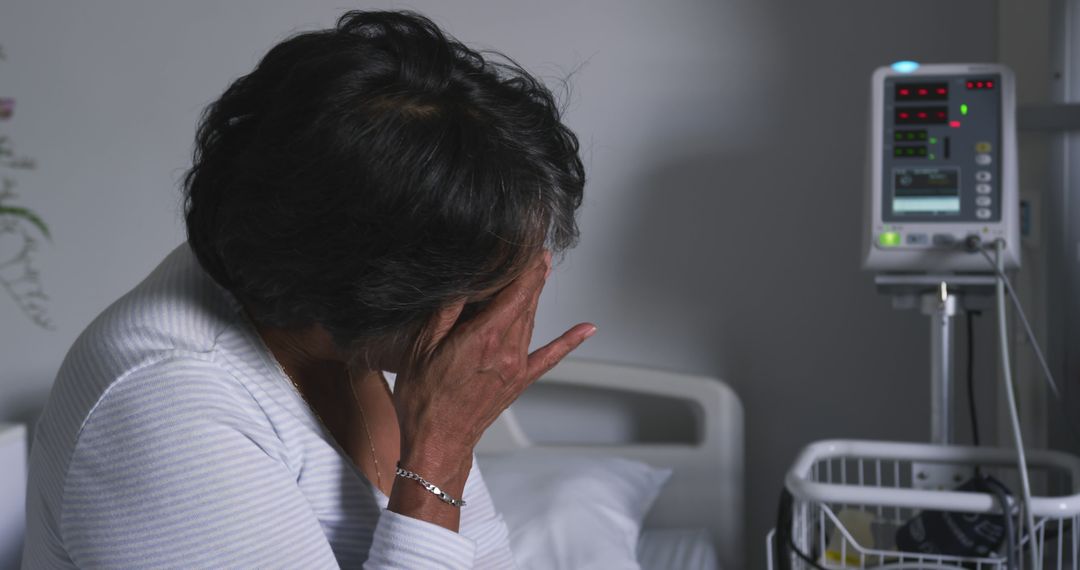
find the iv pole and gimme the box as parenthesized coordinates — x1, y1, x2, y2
(922, 282, 957, 445)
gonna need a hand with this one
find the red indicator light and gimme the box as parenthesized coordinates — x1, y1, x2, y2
(899, 112, 910, 119)
(976, 81, 984, 88)
(937, 88, 947, 95)
(987, 81, 994, 88)
(918, 88, 928, 95)
(937, 111, 946, 118)
(900, 89, 910, 95)
(917, 112, 927, 118)
(949, 120, 961, 128)
(967, 81, 974, 88)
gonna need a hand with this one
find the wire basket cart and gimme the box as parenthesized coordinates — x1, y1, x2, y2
(766, 440, 1080, 570)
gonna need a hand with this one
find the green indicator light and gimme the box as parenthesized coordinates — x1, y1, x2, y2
(961, 104, 969, 116)
(930, 137, 938, 144)
(879, 232, 901, 248)
(929, 153, 936, 160)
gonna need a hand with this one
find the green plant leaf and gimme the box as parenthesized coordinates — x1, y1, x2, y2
(0, 205, 51, 240)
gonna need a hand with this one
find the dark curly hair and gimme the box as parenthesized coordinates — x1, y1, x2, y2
(183, 10, 585, 351)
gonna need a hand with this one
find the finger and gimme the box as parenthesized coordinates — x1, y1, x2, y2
(524, 322, 597, 381)
(479, 250, 550, 333)
(423, 298, 467, 351)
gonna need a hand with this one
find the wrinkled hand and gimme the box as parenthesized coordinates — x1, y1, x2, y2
(393, 251, 596, 468)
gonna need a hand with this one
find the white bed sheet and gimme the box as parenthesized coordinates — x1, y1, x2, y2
(637, 528, 721, 570)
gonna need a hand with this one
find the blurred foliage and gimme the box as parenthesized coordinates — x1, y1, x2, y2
(0, 43, 53, 329)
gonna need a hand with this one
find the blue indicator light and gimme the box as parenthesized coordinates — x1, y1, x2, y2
(891, 60, 920, 74)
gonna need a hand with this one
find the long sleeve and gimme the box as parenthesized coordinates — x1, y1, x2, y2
(60, 357, 341, 569)
(366, 375, 516, 569)
(363, 457, 516, 569)
(364, 510, 477, 569)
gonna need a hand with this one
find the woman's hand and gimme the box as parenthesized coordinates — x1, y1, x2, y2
(396, 250, 596, 465)
(387, 251, 596, 529)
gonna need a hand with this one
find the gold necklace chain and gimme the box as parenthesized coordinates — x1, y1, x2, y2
(346, 369, 384, 492)
(276, 360, 384, 493)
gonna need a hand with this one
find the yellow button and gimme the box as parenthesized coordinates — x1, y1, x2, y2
(975, 142, 992, 153)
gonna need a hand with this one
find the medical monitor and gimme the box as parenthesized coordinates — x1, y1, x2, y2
(863, 63, 1020, 272)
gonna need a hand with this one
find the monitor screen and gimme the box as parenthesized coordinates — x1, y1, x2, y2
(892, 167, 960, 215)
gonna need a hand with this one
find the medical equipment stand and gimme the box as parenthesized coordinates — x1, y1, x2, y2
(922, 285, 957, 445)
(875, 274, 997, 487)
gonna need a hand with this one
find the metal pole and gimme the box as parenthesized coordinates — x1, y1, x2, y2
(921, 283, 958, 444)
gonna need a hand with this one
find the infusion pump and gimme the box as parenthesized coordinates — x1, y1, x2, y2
(863, 63, 1020, 272)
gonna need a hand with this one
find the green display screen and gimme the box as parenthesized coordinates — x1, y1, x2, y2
(894, 130, 928, 142)
(894, 146, 928, 158)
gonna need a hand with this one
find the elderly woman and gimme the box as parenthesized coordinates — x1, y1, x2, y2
(23, 10, 595, 569)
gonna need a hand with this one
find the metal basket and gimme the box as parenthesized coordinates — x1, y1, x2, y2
(766, 440, 1080, 569)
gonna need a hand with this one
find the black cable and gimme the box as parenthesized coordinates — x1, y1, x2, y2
(775, 489, 796, 570)
(788, 535, 831, 570)
(776, 488, 831, 570)
(967, 311, 981, 449)
(774, 488, 794, 570)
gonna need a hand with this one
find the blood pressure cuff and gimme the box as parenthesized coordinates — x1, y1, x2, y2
(894, 475, 1010, 558)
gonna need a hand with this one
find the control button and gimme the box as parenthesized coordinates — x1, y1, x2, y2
(878, 231, 901, 248)
(932, 234, 956, 246)
(976, 208, 992, 220)
(976, 171, 993, 182)
(975, 141, 992, 153)
(976, 183, 992, 194)
(975, 196, 992, 207)
(906, 233, 929, 245)
(975, 154, 993, 165)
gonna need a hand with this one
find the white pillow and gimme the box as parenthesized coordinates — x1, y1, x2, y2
(479, 450, 672, 570)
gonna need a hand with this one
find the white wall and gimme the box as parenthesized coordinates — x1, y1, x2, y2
(0, 1, 998, 567)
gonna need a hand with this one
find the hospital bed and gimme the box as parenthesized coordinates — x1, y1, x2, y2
(477, 359, 744, 569)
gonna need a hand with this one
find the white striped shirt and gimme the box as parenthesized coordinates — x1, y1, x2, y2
(23, 243, 516, 569)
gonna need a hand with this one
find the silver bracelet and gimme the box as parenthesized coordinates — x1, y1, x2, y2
(395, 464, 467, 508)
